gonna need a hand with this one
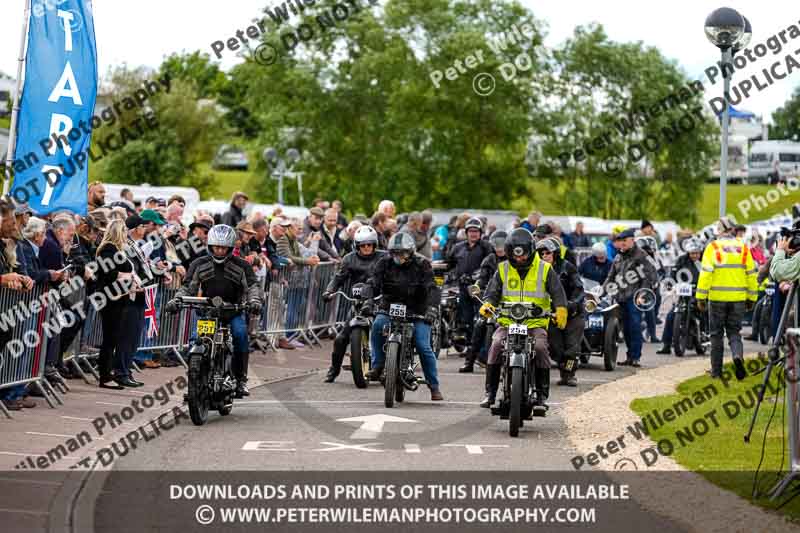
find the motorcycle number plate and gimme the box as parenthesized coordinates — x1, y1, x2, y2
(197, 320, 217, 335)
(351, 286, 363, 297)
(588, 316, 603, 329)
(508, 324, 528, 335)
(389, 304, 407, 318)
(676, 283, 693, 297)
(765, 288, 775, 296)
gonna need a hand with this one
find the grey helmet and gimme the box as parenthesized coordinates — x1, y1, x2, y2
(354, 226, 379, 248)
(464, 217, 483, 233)
(489, 230, 508, 250)
(684, 238, 703, 254)
(387, 232, 416, 263)
(207, 224, 237, 264)
(535, 236, 560, 254)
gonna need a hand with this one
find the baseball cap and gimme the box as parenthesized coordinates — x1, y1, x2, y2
(139, 209, 166, 225)
(125, 214, 147, 230)
(614, 228, 636, 240)
(309, 207, 324, 217)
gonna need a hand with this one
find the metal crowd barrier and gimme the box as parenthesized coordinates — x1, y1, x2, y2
(0, 284, 61, 418)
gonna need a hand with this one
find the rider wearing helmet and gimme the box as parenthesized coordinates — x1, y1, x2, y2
(537, 237, 585, 387)
(366, 232, 443, 400)
(534, 224, 577, 266)
(167, 224, 262, 398)
(446, 216, 493, 373)
(470, 230, 507, 406)
(321, 226, 386, 382)
(657, 238, 704, 355)
(479, 228, 568, 415)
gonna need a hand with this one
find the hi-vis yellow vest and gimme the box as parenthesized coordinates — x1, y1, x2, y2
(696, 238, 758, 302)
(497, 254, 552, 329)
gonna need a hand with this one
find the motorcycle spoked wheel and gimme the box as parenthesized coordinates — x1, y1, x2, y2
(384, 342, 400, 408)
(509, 367, 524, 437)
(672, 311, 688, 357)
(603, 317, 619, 371)
(758, 301, 772, 345)
(187, 354, 210, 426)
(350, 328, 369, 389)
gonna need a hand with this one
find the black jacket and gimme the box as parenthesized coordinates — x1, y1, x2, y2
(578, 255, 612, 284)
(326, 250, 385, 294)
(221, 205, 244, 228)
(366, 254, 437, 316)
(602, 244, 658, 302)
(477, 253, 503, 291)
(671, 253, 701, 285)
(177, 255, 261, 321)
(16, 239, 48, 286)
(554, 257, 585, 317)
(446, 239, 493, 279)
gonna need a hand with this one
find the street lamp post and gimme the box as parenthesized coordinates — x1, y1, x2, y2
(263, 147, 302, 206)
(704, 7, 751, 218)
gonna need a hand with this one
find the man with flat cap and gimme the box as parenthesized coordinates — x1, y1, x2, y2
(602, 228, 658, 367)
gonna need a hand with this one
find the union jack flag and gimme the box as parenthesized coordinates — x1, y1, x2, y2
(144, 285, 159, 339)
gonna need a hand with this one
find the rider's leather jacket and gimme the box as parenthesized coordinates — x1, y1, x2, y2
(477, 252, 504, 291)
(176, 255, 261, 321)
(671, 253, 701, 285)
(553, 257, 585, 318)
(366, 254, 438, 316)
(325, 250, 386, 294)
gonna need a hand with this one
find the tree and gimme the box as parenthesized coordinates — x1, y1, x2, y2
(771, 86, 800, 141)
(236, 0, 546, 213)
(90, 67, 222, 197)
(530, 25, 718, 226)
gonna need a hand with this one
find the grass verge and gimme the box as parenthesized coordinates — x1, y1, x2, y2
(630, 355, 800, 519)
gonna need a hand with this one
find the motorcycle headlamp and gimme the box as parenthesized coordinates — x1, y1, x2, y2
(211, 296, 224, 308)
(584, 300, 597, 313)
(510, 303, 528, 321)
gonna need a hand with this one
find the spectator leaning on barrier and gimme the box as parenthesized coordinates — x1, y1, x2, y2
(302, 207, 339, 260)
(578, 242, 611, 284)
(222, 192, 248, 228)
(17, 216, 60, 287)
(277, 218, 320, 267)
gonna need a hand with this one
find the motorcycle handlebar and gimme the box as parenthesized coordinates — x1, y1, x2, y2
(175, 296, 247, 312)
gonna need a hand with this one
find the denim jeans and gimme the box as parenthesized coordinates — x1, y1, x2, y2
(621, 298, 643, 361)
(371, 313, 440, 388)
(226, 314, 248, 357)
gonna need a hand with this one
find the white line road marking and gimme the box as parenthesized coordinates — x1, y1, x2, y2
(61, 416, 92, 421)
(242, 441, 296, 451)
(96, 401, 128, 407)
(404, 444, 421, 453)
(337, 414, 418, 439)
(26, 432, 104, 440)
(313, 442, 383, 453)
(0, 452, 45, 457)
(441, 444, 510, 454)
(0, 508, 50, 516)
(300, 356, 329, 362)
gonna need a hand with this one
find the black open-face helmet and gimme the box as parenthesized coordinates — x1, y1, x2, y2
(505, 228, 534, 268)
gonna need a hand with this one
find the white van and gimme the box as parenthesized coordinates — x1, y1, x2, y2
(748, 140, 800, 184)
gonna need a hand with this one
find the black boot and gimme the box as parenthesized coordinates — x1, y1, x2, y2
(459, 351, 476, 373)
(324, 351, 344, 382)
(367, 367, 383, 381)
(480, 364, 501, 408)
(532, 368, 549, 417)
(235, 380, 249, 398)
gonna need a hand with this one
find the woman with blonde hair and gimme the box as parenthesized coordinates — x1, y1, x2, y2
(94, 219, 141, 389)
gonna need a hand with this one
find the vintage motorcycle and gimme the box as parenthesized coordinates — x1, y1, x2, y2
(755, 282, 776, 345)
(332, 283, 380, 388)
(381, 302, 427, 408)
(670, 282, 709, 357)
(579, 279, 621, 371)
(173, 296, 248, 426)
(469, 286, 550, 437)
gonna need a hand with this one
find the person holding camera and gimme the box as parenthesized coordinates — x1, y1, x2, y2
(768, 223, 800, 341)
(696, 217, 758, 381)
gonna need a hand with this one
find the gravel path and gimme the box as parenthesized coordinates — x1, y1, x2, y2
(564, 354, 800, 532)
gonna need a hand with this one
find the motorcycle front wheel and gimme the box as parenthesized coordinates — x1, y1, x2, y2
(187, 354, 210, 426)
(384, 342, 400, 408)
(509, 367, 523, 437)
(350, 328, 369, 389)
(603, 317, 619, 371)
(672, 311, 688, 357)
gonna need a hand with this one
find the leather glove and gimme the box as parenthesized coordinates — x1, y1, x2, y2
(746, 300, 755, 312)
(165, 298, 179, 314)
(479, 302, 496, 318)
(697, 299, 707, 312)
(555, 307, 568, 329)
(248, 301, 262, 315)
(322, 291, 333, 301)
(425, 307, 438, 324)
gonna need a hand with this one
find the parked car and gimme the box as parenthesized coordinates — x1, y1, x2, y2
(212, 145, 249, 171)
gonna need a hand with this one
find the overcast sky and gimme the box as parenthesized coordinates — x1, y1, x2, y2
(1, 0, 798, 123)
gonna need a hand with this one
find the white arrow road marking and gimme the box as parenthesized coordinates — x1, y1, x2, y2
(440, 444, 510, 455)
(337, 414, 418, 439)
